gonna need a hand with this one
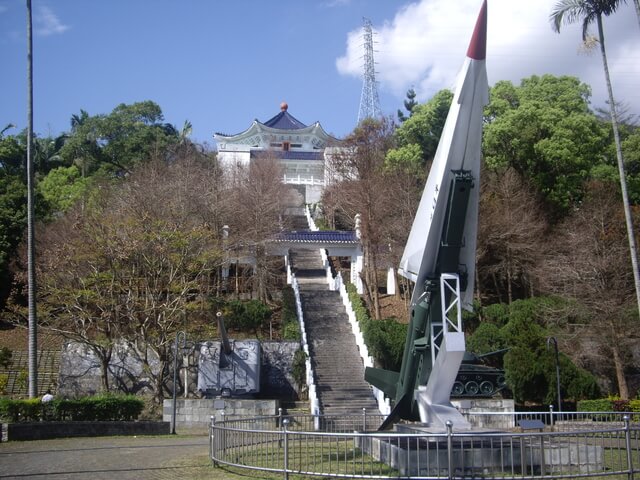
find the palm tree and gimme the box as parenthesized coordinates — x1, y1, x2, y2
(551, 1, 640, 320)
(26, 0, 38, 398)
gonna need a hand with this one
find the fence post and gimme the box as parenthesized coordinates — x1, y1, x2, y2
(210, 415, 218, 467)
(279, 407, 283, 428)
(549, 404, 554, 428)
(283, 418, 290, 480)
(624, 415, 634, 480)
(362, 407, 367, 431)
(446, 420, 454, 480)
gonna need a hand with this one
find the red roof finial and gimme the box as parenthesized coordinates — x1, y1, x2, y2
(280, 102, 288, 111)
(466, 0, 487, 60)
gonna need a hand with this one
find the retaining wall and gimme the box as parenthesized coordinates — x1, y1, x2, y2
(1, 421, 170, 442)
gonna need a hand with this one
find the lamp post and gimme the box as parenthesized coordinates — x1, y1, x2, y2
(547, 336, 562, 414)
(171, 331, 187, 434)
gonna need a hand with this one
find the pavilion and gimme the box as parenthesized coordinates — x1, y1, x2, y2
(214, 102, 340, 204)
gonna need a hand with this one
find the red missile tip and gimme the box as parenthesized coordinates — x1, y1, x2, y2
(466, 0, 487, 60)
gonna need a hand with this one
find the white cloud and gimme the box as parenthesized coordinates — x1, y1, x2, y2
(35, 5, 69, 36)
(337, 0, 640, 114)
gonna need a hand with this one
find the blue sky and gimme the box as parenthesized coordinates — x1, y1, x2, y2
(1, 1, 638, 146)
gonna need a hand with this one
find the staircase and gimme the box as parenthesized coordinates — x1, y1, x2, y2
(290, 248, 378, 415)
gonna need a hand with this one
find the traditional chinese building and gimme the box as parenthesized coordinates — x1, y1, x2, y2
(214, 102, 339, 204)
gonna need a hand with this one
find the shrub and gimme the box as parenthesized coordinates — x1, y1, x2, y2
(0, 394, 144, 422)
(577, 398, 614, 411)
(281, 286, 300, 340)
(225, 299, 272, 333)
(291, 349, 308, 396)
(345, 282, 406, 371)
(0, 347, 11, 368)
(0, 373, 8, 394)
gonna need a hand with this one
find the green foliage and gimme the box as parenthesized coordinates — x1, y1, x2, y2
(0, 174, 27, 270)
(577, 398, 614, 411)
(291, 349, 307, 393)
(38, 165, 90, 214)
(362, 317, 407, 371)
(224, 299, 272, 333)
(468, 297, 600, 405)
(393, 89, 453, 166)
(345, 283, 406, 371)
(0, 374, 8, 394)
(483, 75, 609, 214)
(281, 287, 300, 340)
(0, 398, 42, 422)
(385, 143, 424, 176)
(0, 394, 144, 422)
(0, 346, 11, 368)
(59, 101, 179, 176)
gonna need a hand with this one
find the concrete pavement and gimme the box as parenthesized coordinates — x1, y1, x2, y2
(0, 434, 210, 480)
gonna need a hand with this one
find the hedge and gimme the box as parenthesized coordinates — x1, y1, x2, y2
(578, 398, 640, 413)
(281, 286, 301, 340)
(0, 394, 144, 423)
(345, 282, 407, 371)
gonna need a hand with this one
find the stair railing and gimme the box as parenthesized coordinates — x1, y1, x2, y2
(304, 205, 319, 231)
(335, 272, 391, 415)
(286, 257, 321, 427)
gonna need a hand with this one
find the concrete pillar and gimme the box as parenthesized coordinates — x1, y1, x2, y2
(386, 267, 396, 295)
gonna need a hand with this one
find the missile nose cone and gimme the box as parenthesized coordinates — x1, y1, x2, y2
(466, 0, 487, 60)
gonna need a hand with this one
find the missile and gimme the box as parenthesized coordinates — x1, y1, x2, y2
(398, 0, 488, 311)
(366, 0, 488, 429)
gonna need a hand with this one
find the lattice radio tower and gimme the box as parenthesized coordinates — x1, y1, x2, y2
(357, 18, 382, 124)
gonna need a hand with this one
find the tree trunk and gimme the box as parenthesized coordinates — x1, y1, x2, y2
(611, 342, 629, 399)
(26, 0, 38, 399)
(99, 351, 111, 392)
(597, 15, 640, 319)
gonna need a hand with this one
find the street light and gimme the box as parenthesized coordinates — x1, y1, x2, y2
(171, 331, 187, 434)
(547, 336, 562, 415)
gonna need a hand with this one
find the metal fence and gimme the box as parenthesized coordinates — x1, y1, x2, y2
(210, 410, 640, 479)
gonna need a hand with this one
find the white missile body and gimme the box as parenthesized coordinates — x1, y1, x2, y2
(399, 1, 488, 312)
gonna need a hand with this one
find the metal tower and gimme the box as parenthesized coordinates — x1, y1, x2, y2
(357, 18, 382, 124)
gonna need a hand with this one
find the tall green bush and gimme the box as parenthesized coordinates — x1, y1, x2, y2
(281, 286, 300, 340)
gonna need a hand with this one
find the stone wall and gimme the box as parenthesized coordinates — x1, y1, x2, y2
(58, 340, 302, 400)
(58, 341, 160, 397)
(163, 398, 278, 429)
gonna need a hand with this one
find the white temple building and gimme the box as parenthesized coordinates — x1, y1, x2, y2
(214, 102, 340, 204)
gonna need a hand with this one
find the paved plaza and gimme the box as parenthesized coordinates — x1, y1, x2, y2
(0, 434, 211, 480)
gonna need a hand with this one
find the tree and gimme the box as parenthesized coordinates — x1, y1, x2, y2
(37, 165, 89, 215)
(467, 298, 600, 404)
(26, 0, 38, 399)
(551, 0, 640, 319)
(59, 101, 180, 176)
(397, 88, 418, 122)
(35, 157, 226, 400)
(477, 168, 547, 304)
(540, 181, 638, 398)
(224, 155, 294, 303)
(483, 75, 609, 215)
(391, 89, 453, 169)
(323, 118, 397, 319)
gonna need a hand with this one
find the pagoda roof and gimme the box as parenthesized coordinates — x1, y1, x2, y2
(214, 103, 339, 145)
(263, 110, 307, 130)
(272, 230, 358, 244)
